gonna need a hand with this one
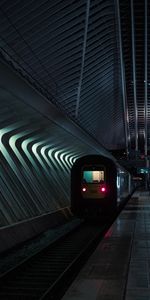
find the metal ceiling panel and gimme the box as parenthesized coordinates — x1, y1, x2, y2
(0, 0, 127, 150)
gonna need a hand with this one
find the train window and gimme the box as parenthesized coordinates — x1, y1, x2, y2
(83, 170, 104, 183)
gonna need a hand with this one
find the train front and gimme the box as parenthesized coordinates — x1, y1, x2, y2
(71, 155, 117, 217)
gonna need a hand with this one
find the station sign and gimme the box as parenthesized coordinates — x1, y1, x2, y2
(137, 168, 150, 174)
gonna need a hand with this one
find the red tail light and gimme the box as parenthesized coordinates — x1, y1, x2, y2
(100, 185, 106, 193)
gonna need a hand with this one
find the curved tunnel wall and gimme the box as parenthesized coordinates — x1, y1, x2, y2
(0, 61, 114, 229)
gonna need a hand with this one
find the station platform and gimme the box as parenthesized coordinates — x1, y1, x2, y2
(62, 190, 150, 300)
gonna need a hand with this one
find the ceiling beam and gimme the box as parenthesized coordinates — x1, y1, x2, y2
(131, 0, 138, 151)
(144, 0, 148, 158)
(115, 0, 130, 154)
(75, 0, 90, 118)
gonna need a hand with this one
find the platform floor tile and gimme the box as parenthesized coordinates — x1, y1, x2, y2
(62, 279, 125, 300)
(62, 191, 150, 300)
(126, 289, 150, 300)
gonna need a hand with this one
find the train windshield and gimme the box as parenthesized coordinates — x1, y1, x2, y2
(83, 170, 104, 183)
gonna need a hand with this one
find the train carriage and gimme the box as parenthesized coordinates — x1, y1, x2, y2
(71, 155, 132, 217)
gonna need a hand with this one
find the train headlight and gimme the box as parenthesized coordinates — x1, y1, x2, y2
(82, 187, 87, 192)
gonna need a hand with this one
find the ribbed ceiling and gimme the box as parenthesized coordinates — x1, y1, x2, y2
(120, 0, 150, 157)
(1, 0, 148, 153)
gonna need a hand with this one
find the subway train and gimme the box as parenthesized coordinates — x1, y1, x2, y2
(71, 155, 134, 217)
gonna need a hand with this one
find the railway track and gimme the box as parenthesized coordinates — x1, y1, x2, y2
(0, 190, 134, 300)
(0, 220, 109, 300)
(0, 192, 133, 300)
